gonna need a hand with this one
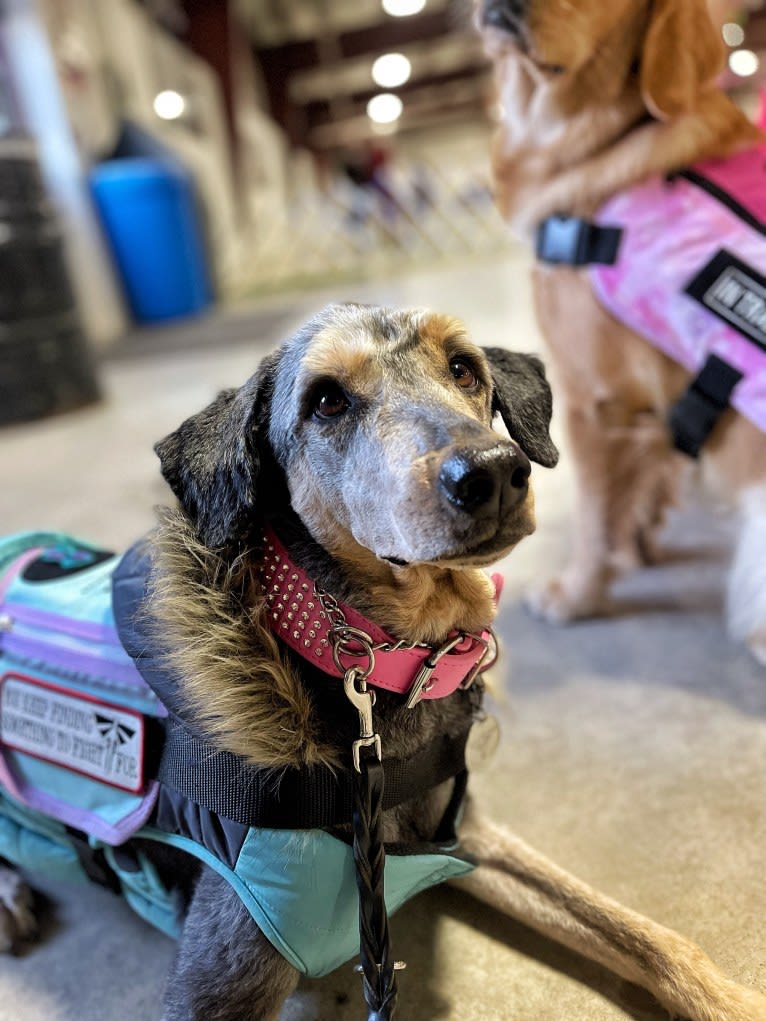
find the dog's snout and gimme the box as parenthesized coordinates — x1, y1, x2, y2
(439, 445, 531, 516)
(482, 0, 527, 34)
(440, 459, 496, 513)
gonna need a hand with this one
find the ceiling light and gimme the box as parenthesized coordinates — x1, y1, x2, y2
(382, 0, 426, 17)
(153, 89, 186, 120)
(722, 22, 745, 48)
(372, 53, 411, 88)
(367, 92, 403, 124)
(728, 49, 760, 77)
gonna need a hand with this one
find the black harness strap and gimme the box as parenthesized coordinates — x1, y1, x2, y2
(668, 354, 743, 458)
(67, 829, 122, 893)
(156, 718, 474, 830)
(536, 215, 622, 266)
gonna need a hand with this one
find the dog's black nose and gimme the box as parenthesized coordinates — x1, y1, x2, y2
(439, 444, 531, 516)
(482, 0, 527, 35)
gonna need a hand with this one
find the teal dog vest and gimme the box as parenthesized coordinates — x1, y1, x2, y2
(0, 532, 476, 976)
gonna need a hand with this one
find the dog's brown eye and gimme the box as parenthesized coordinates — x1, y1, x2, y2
(450, 360, 478, 390)
(313, 385, 349, 419)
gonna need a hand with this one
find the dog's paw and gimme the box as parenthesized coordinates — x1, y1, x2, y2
(524, 574, 608, 623)
(0, 867, 37, 952)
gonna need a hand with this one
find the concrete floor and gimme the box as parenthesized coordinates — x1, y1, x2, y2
(1, 253, 765, 1020)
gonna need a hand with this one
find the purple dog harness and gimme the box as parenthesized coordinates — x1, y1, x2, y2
(536, 144, 766, 456)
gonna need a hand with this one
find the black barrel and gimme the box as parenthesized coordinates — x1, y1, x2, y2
(0, 137, 100, 425)
(0, 313, 100, 425)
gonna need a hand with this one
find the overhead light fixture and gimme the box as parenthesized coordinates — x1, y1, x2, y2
(153, 89, 186, 120)
(382, 0, 426, 17)
(728, 49, 760, 77)
(367, 92, 403, 124)
(372, 53, 411, 88)
(722, 22, 745, 48)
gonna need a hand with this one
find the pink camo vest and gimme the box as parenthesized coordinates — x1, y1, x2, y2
(590, 146, 766, 433)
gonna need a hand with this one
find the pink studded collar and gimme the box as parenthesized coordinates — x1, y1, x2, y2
(258, 528, 502, 706)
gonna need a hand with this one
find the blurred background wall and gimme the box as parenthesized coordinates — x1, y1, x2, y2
(0, 0, 765, 423)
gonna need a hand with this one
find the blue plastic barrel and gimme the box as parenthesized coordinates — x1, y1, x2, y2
(89, 158, 214, 323)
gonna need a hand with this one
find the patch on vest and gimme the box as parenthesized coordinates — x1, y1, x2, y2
(686, 249, 766, 352)
(0, 673, 145, 792)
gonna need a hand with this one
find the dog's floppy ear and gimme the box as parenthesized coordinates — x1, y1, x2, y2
(154, 356, 277, 549)
(483, 347, 559, 468)
(640, 0, 724, 121)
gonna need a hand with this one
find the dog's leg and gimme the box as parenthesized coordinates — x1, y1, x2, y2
(0, 862, 36, 952)
(527, 400, 682, 621)
(162, 868, 299, 1021)
(528, 270, 687, 622)
(453, 807, 766, 1021)
(727, 487, 766, 666)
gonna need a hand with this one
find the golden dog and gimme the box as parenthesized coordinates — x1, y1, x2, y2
(477, 0, 766, 661)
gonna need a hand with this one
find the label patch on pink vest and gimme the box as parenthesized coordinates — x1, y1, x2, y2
(686, 250, 766, 352)
(0, 673, 145, 793)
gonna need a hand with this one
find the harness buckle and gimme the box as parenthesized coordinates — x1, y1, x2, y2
(536, 215, 592, 264)
(536, 215, 621, 266)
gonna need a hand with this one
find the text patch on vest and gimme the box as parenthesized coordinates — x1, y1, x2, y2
(686, 249, 766, 352)
(0, 673, 145, 793)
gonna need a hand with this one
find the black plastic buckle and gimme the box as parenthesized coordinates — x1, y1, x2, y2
(536, 215, 621, 266)
(668, 354, 743, 458)
(67, 829, 121, 893)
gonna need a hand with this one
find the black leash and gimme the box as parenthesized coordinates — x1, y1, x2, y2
(353, 752, 399, 1020)
(344, 666, 402, 1021)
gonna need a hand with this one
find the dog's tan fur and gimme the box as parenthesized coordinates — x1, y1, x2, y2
(480, 0, 766, 640)
(456, 804, 766, 1021)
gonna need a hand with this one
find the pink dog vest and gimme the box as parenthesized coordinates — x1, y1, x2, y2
(591, 145, 766, 435)
(537, 145, 766, 454)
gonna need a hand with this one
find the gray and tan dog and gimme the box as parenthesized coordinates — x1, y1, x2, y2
(2, 303, 764, 1020)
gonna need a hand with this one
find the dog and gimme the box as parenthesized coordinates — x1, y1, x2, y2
(476, 0, 766, 661)
(1, 303, 765, 1020)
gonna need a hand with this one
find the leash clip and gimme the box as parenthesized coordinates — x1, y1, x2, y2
(344, 667, 382, 772)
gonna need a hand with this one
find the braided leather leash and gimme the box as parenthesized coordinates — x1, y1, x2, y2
(352, 750, 399, 1020)
(343, 666, 402, 1020)
(321, 577, 495, 1021)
